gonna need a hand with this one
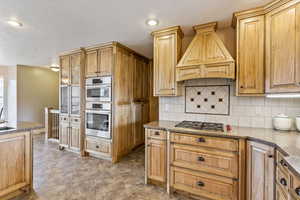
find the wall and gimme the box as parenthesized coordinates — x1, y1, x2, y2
(159, 27, 300, 129)
(17, 65, 59, 124)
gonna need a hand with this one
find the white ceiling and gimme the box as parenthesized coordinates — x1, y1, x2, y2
(0, 0, 272, 67)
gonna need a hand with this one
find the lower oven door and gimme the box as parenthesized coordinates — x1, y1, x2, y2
(85, 110, 111, 138)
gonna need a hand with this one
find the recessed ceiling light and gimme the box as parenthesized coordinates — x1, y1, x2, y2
(146, 19, 159, 26)
(7, 19, 23, 27)
(50, 64, 60, 72)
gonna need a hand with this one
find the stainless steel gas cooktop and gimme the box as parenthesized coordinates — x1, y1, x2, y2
(175, 121, 224, 132)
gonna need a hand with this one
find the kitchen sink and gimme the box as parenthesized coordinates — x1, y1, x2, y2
(0, 127, 16, 131)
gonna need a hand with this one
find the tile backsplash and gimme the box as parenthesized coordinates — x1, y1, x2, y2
(159, 79, 300, 129)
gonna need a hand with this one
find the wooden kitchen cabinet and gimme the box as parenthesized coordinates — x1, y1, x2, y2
(85, 46, 113, 77)
(265, 1, 300, 93)
(151, 26, 183, 96)
(70, 53, 81, 85)
(146, 129, 167, 183)
(59, 119, 69, 149)
(60, 55, 70, 85)
(247, 141, 274, 200)
(69, 123, 80, 151)
(235, 15, 265, 95)
(0, 131, 32, 199)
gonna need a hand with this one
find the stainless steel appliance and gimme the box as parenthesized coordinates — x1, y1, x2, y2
(85, 102, 111, 138)
(86, 76, 112, 102)
(175, 121, 224, 132)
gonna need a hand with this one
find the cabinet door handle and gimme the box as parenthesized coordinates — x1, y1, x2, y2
(280, 159, 288, 167)
(280, 178, 287, 186)
(268, 155, 273, 158)
(197, 138, 206, 143)
(96, 145, 100, 149)
(154, 131, 160, 136)
(197, 181, 205, 187)
(197, 157, 205, 162)
(240, 85, 244, 89)
(295, 187, 300, 196)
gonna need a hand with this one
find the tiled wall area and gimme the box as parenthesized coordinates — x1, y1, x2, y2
(159, 79, 300, 128)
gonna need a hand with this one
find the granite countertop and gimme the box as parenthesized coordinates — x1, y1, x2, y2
(0, 121, 44, 135)
(144, 120, 300, 177)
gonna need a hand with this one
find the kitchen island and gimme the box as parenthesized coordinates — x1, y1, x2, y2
(0, 122, 43, 200)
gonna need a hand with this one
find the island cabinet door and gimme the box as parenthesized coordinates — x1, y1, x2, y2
(247, 141, 275, 200)
(0, 132, 31, 197)
(147, 138, 166, 183)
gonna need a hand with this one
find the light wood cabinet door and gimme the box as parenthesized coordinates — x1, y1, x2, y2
(98, 47, 113, 76)
(133, 57, 144, 101)
(153, 32, 180, 96)
(70, 53, 81, 85)
(276, 185, 288, 200)
(247, 141, 274, 200)
(86, 50, 98, 77)
(0, 132, 31, 198)
(266, 2, 300, 93)
(59, 122, 69, 148)
(60, 56, 70, 85)
(69, 124, 80, 151)
(147, 138, 166, 183)
(237, 16, 265, 95)
(133, 103, 143, 148)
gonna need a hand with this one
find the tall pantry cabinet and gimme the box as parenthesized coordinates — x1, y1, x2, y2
(59, 49, 85, 155)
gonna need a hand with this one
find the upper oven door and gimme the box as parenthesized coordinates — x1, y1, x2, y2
(86, 85, 111, 102)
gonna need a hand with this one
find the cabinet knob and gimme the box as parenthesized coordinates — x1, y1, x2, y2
(280, 178, 287, 186)
(197, 181, 205, 187)
(295, 187, 300, 196)
(154, 131, 160, 136)
(240, 85, 244, 89)
(197, 138, 206, 143)
(268, 155, 273, 158)
(96, 145, 99, 149)
(197, 157, 205, 162)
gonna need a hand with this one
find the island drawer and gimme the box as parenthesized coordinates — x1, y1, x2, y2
(170, 167, 238, 200)
(170, 144, 238, 178)
(290, 171, 300, 200)
(85, 136, 111, 155)
(146, 129, 166, 140)
(170, 133, 238, 152)
(276, 167, 289, 196)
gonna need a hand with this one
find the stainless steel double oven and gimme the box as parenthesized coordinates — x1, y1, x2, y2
(85, 76, 112, 139)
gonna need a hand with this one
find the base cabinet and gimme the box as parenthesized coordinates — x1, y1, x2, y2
(247, 141, 274, 200)
(59, 116, 81, 153)
(85, 136, 111, 159)
(0, 132, 32, 199)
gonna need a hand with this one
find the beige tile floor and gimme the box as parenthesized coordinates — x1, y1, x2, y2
(13, 134, 190, 200)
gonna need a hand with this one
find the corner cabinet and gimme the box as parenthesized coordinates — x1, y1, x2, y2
(234, 0, 300, 95)
(151, 26, 183, 96)
(247, 141, 274, 200)
(235, 16, 265, 95)
(265, 1, 300, 93)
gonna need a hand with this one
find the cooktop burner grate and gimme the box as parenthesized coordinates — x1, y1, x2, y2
(175, 121, 224, 132)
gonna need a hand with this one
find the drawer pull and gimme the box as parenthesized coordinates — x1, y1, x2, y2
(197, 181, 205, 187)
(197, 138, 206, 143)
(280, 159, 288, 167)
(96, 145, 100, 149)
(280, 178, 287, 186)
(154, 131, 160, 136)
(295, 187, 300, 196)
(197, 156, 205, 162)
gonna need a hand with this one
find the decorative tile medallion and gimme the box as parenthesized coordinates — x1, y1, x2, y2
(185, 85, 230, 115)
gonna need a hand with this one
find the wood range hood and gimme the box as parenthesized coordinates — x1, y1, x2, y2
(176, 22, 235, 82)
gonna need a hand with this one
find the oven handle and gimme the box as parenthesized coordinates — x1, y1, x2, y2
(85, 109, 111, 114)
(86, 85, 111, 89)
